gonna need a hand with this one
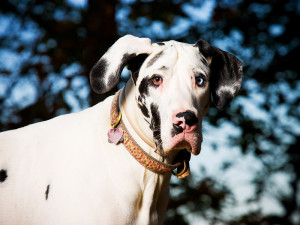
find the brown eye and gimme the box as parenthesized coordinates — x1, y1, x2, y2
(152, 77, 163, 86)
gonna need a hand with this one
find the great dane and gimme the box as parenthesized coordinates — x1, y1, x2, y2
(0, 35, 242, 225)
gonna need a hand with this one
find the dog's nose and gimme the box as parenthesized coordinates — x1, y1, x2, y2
(176, 111, 198, 126)
(172, 110, 198, 134)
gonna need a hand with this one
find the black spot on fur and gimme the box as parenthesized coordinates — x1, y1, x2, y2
(150, 103, 163, 153)
(140, 104, 149, 118)
(156, 42, 165, 46)
(0, 169, 7, 182)
(137, 78, 151, 118)
(138, 77, 150, 97)
(147, 50, 164, 68)
(137, 96, 150, 118)
(45, 184, 50, 200)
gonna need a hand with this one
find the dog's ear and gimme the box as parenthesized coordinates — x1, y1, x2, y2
(195, 40, 242, 110)
(90, 35, 153, 94)
(126, 54, 149, 85)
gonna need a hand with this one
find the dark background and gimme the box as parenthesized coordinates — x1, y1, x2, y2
(0, 0, 299, 224)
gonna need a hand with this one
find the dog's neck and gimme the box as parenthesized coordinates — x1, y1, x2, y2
(118, 83, 172, 223)
(119, 79, 167, 162)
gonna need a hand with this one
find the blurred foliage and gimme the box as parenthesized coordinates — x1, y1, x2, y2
(165, 176, 234, 224)
(0, 0, 118, 130)
(0, 0, 299, 224)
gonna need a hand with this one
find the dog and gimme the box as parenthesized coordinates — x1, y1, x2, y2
(0, 35, 242, 225)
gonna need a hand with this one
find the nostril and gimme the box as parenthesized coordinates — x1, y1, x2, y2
(173, 123, 183, 133)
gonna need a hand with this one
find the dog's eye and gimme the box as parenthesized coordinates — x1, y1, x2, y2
(195, 76, 205, 87)
(152, 77, 163, 86)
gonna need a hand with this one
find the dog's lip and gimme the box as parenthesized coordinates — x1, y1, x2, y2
(172, 140, 192, 152)
(168, 132, 201, 155)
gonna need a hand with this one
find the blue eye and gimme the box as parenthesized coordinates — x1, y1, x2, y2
(196, 76, 205, 87)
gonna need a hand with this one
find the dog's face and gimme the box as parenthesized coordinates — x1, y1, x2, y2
(133, 42, 211, 155)
(90, 35, 242, 156)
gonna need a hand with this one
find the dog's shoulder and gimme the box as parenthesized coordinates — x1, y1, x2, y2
(0, 94, 115, 150)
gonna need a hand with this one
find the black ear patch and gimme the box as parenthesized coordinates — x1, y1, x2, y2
(90, 53, 149, 94)
(90, 58, 109, 94)
(127, 54, 149, 85)
(0, 169, 8, 182)
(107, 53, 138, 91)
(195, 40, 242, 110)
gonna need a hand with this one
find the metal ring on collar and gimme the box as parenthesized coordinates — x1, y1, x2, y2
(111, 111, 122, 128)
(172, 160, 187, 177)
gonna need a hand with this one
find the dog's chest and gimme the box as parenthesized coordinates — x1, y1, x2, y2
(0, 96, 166, 225)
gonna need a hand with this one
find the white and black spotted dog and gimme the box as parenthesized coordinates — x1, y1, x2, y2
(0, 35, 242, 225)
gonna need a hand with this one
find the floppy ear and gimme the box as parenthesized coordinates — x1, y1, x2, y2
(90, 35, 153, 94)
(195, 40, 243, 110)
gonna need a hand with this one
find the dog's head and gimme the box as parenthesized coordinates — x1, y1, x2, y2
(90, 35, 242, 156)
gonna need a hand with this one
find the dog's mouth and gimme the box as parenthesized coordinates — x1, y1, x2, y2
(173, 140, 192, 152)
(168, 132, 202, 156)
(173, 148, 191, 161)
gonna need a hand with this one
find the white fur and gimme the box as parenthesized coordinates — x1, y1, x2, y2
(0, 94, 170, 225)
